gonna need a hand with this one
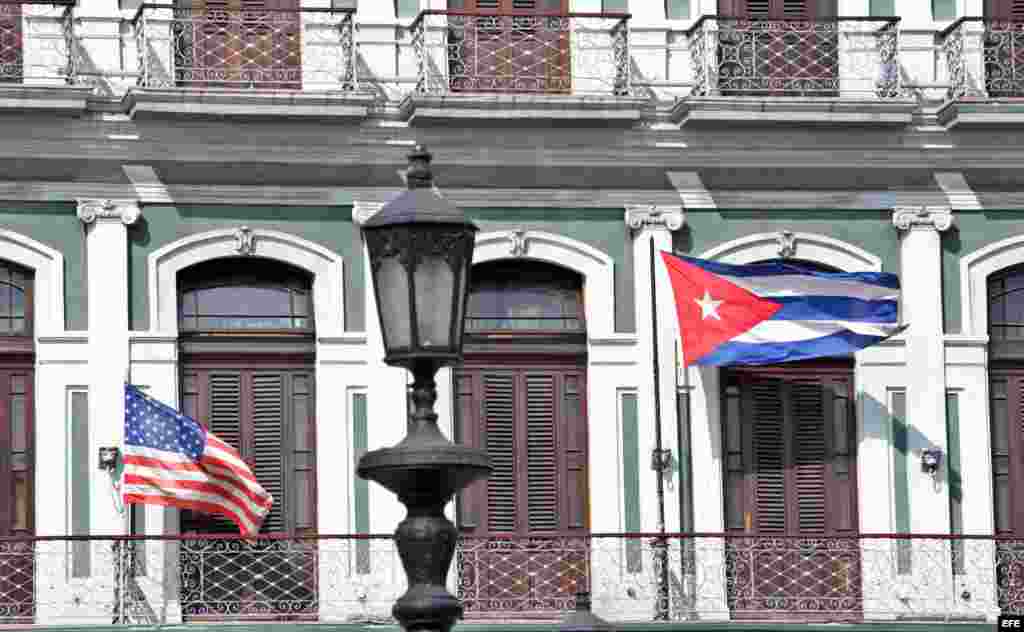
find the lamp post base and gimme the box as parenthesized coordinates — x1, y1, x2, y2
(357, 367, 491, 632)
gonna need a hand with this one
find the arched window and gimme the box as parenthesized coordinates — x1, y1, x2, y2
(988, 263, 1024, 360)
(178, 258, 312, 333)
(465, 260, 584, 334)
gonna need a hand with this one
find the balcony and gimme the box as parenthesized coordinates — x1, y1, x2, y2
(671, 16, 916, 127)
(0, 532, 1015, 626)
(939, 18, 1024, 127)
(126, 3, 374, 120)
(398, 9, 649, 125)
(0, 0, 90, 113)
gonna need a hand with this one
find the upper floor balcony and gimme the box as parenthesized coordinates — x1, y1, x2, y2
(0, 3, 1022, 128)
(939, 17, 1024, 126)
(0, 0, 89, 112)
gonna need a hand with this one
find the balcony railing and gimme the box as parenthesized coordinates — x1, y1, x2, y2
(0, 0, 75, 85)
(0, 532, 1018, 625)
(685, 16, 901, 99)
(408, 10, 631, 97)
(941, 17, 1024, 100)
(131, 3, 356, 91)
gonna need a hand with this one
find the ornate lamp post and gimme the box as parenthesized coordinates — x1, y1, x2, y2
(357, 145, 491, 632)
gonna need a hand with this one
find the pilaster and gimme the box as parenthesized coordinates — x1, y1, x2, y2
(625, 205, 685, 533)
(892, 205, 953, 534)
(78, 199, 140, 536)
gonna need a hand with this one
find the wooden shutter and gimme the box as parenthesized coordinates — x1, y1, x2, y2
(990, 373, 1024, 535)
(0, 4, 23, 84)
(181, 365, 316, 535)
(525, 374, 558, 531)
(721, 0, 833, 18)
(252, 373, 285, 533)
(456, 364, 588, 536)
(792, 380, 827, 533)
(484, 373, 517, 532)
(987, 0, 1024, 19)
(725, 368, 857, 536)
(749, 379, 786, 533)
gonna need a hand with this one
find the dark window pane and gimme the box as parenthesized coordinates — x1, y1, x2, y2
(177, 258, 315, 332)
(12, 285, 23, 318)
(466, 260, 583, 332)
(198, 286, 292, 317)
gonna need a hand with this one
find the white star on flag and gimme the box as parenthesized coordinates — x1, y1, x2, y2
(694, 289, 724, 321)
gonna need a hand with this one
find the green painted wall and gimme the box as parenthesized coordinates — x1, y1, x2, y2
(941, 210, 1024, 333)
(0, 203, 86, 330)
(467, 208, 635, 333)
(675, 210, 899, 274)
(127, 205, 364, 332)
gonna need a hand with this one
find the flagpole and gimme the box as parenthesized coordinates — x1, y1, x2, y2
(649, 239, 670, 621)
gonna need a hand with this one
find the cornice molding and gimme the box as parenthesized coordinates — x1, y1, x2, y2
(624, 205, 686, 232)
(892, 206, 954, 232)
(76, 198, 141, 225)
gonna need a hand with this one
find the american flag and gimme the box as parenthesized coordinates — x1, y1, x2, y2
(122, 383, 273, 536)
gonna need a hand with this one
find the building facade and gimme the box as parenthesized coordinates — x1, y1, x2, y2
(0, 0, 1022, 626)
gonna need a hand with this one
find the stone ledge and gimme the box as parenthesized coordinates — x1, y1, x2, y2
(399, 93, 650, 125)
(0, 84, 93, 115)
(937, 98, 1024, 128)
(123, 88, 377, 120)
(671, 96, 917, 127)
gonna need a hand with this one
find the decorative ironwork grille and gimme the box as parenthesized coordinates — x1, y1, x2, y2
(410, 10, 630, 96)
(687, 16, 902, 98)
(0, 533, 1019, 624)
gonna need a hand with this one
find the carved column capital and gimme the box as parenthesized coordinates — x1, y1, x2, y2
(76, 199, 142, 226)
(625, 205, 686, 233)
(352, 200, 385, 226)
(892, 206, 954, 232)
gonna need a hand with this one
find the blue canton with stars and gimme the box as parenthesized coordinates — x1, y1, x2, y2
(125, 384, 206, 462)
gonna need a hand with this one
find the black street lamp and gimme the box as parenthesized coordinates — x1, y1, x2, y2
(357, 145, 492, 632)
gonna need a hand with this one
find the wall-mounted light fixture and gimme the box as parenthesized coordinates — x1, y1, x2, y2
(921, 447, 942, 476)
(98, 446, 120, 472)
(651, 447, 673, 473)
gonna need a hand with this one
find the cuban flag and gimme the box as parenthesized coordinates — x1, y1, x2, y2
(661, 252, 903, 366)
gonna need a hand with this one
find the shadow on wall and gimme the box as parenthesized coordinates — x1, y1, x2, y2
(861, 390, 948, 487)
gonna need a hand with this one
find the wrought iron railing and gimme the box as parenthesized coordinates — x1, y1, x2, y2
(0, 532, 1016, 625)
(130, 3, 356, 91)
(408, 9, 631, 97)
(686, 16, 902, 99)
(0, 0, 76, 85)
(941, 17, 1024, 100)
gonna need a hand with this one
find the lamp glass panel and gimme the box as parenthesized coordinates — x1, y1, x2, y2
(376, 257, 412, 350)
(414, 255, 454, 348)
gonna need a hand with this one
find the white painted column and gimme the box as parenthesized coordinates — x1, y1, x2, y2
(626, 205, 685, 537)
(78, 199, 141, 537)
(892, 206, 954, 535)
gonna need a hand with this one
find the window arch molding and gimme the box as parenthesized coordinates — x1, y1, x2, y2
(962, 234, 1024, 337)
(0, 230, 63, 337)
(149, 228, 344, 336)
(699, 232, 882, 272)
(471, 230, 615, 341)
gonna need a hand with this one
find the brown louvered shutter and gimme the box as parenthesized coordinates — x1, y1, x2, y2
(723, 0, 832, 19)
(987, 0, 1024, 19)
(210, 373, 243, 453)
(525, 374, 558, 531)
(252, 373, 285, 533)
(792, 380, 827, 533)
(749, 378, 787, 533)
(289, 372, 315, 534)
(484, 373, 517, 532)
(990, 372, 1024, 535)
